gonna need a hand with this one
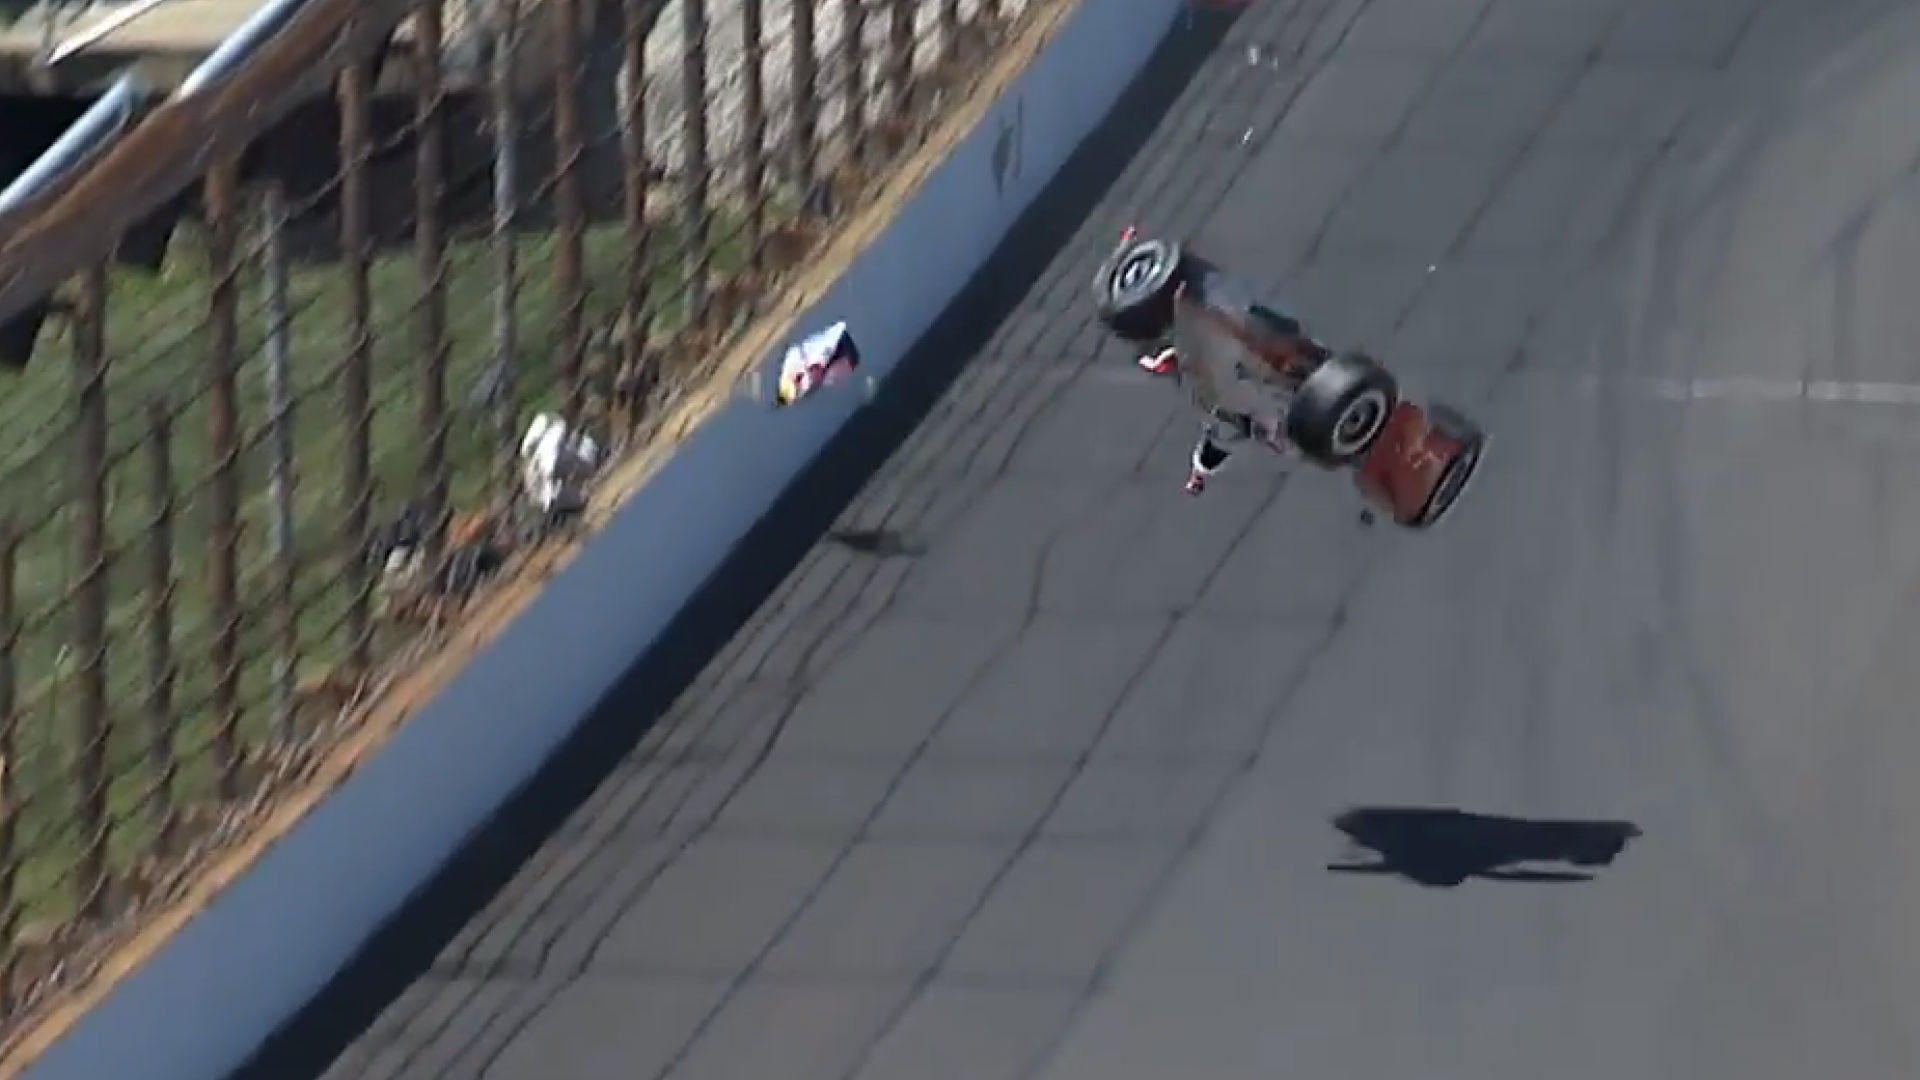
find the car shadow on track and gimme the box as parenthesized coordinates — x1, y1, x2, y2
(1327, 806, 1643, 888)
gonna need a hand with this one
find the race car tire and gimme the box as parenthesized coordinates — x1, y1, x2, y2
(1404, 404, 1485, 530)
(1093, 237, 1184, 342)
(1285, 351, 1399, 466)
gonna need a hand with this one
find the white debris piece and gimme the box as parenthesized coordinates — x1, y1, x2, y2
(519, 413, 602, 514)
(775, 321, 862, 407)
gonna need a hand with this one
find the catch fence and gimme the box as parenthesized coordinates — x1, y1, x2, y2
(0, 0, 1036, 1046)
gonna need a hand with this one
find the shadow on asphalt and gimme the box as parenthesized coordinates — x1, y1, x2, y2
(826, 526, 927, 557)
(226, 6, 1247, 1078)
(1328, 806, 1643, 888)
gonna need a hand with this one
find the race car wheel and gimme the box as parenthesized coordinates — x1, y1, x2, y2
(1284, 351, 1399, 466)
(1405, 405, 1486, 530)
(1094, 238, 1184, 343)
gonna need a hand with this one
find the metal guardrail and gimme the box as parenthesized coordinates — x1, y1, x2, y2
(0, 73, 158, 218)
(0, 0, 1035, 1053)
(0, 0, 387, 321)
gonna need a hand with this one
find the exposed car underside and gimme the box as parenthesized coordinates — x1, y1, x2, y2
(1091, 228, 1486, 529)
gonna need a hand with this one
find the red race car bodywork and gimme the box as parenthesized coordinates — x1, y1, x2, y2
(1351, 401, 1484, 529)
(1093, 228, 1486, 530)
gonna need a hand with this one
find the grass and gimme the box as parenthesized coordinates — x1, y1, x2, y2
(0, 199, 782, 934)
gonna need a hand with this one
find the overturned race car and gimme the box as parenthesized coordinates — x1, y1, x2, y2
(1093, 228, 1485, 530)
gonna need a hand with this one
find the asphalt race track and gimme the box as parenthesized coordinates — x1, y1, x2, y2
(236, 1, 1920, 1078)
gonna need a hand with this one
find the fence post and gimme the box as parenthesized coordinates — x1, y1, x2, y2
(619, 0, 654, 427)
(70, 263, 111, 921)
(939, 0, 960, 62)
(259, 185, 297, 738)
(789, 0, 819, 210)
(414, 0, 451, 557)
(0, 518, 19, 1011)
(553, 0, 588, 419)
(886, 0, 913, 120)
(202, 159, 245, 801)
(487, 0, 523, 502)
(839, 0, 866, 165)
(338, 56, 375, 675)
(740, 0, 767, 273)
(679, 0, 711, 330)
(141, 402, 178, 854)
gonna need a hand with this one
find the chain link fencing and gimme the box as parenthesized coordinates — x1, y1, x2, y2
(0, 0, 1039, 1049)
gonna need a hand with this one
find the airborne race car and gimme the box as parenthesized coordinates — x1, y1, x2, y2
(1093, 229, 1485, 529)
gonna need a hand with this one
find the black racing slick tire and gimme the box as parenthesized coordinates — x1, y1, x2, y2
(1094, 238, 1184, 343)
(1285, 351, 1399, 466)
